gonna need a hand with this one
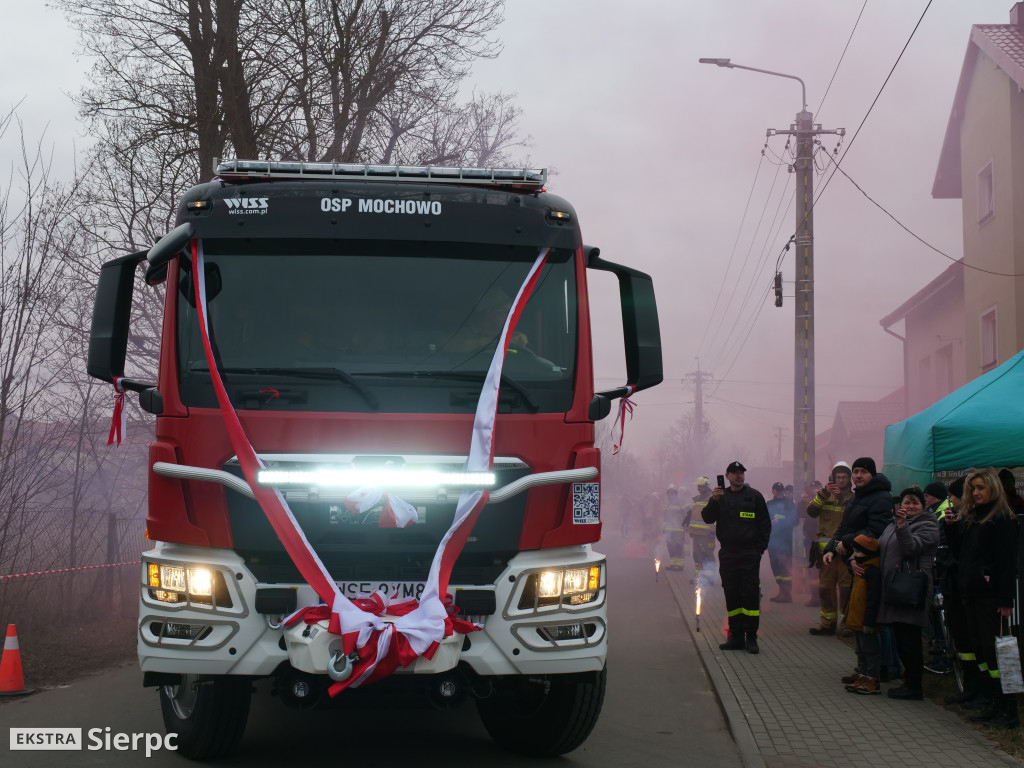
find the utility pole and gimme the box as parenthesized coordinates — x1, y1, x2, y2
(686, 362, 713, 464)
(768, 113, 843, 493)
(699, 57, 843, 492)
(773, 426, 785, 468)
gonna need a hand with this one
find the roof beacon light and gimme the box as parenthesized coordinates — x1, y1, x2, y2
(216, 159, 547, 187)
(256, 468, 497, 489)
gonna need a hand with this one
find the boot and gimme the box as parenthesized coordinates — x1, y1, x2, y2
(745, 635, 759, 654)
(719, 629, 745, 651)
(968, 697, 1000, 722)
(809, 624, 836, 636)
(770, 581, 792, 603)
(946, 665, 981, 705)
(986, 694, 1020, 730)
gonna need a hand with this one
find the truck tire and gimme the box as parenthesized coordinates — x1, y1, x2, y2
(476, 667, 606, 757)
(158, 674, 252, 760)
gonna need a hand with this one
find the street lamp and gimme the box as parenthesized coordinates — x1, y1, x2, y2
(699, 58, 840, 493)
(697, 58, 807, 111)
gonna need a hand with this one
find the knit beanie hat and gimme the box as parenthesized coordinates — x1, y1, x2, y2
(851, 457, 877, 476)
(948, 476, 965, 498)
(853, 534, 879, 554)
(923, 481, 947, 500)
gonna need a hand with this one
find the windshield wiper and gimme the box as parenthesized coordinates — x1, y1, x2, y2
(196, 365, 379, 410)
(366, 370, 539, 412)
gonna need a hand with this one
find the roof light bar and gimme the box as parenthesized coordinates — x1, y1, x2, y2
(215, 159, 547, 187)
(255, 468, 497, 489)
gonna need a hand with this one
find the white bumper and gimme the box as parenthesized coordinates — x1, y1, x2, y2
(138, 543, 607, 678)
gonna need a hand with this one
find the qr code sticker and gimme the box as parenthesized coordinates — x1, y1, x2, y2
(572, 482, 600, 524)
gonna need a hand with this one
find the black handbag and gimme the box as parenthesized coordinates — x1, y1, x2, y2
(885, 559, 929, 609)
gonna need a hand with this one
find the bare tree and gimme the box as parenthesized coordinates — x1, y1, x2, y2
(59, 0, 525, 185)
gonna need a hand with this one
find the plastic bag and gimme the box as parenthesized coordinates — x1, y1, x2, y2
(996, 619, 1024, 695)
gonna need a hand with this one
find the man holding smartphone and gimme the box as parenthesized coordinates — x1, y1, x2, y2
(806, 461, 854, 635)
(702, 460, 771, 654)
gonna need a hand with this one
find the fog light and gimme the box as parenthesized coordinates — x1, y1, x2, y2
(159, 564, 186, 592)
(188, 568, 213, 597)
(537, 571, 562, 599)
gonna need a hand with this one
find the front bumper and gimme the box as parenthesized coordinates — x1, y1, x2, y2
(138, 543, 607, 678)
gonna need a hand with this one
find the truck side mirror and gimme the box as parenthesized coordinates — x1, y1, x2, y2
(87, 251, 147, 383)
(585, 245, 664, 395)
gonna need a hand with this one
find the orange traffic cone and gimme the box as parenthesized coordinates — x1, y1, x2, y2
(0, 624, 33, 696)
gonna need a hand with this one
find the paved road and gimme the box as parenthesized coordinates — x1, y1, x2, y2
(1, 532, 739, 766)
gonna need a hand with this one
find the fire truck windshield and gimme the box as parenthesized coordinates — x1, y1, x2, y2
(176, 240, 577, 414)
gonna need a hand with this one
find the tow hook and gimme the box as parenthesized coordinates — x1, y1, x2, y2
(327, 650, 359, 682)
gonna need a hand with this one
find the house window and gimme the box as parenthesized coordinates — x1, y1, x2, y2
(981, 307, 998, 370)
(978, 161, 994, 225)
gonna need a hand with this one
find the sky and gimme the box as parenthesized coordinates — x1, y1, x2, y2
(2, 0, 1015, 477)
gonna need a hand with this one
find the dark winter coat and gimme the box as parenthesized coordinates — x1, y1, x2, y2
(876, 511, 940, 627)
(825, 474, 894, 558)
(702, 484, 771, 554)
(946, 502, 1019, 608)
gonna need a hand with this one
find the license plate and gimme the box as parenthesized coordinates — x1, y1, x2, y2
(336, 581, 425, 601)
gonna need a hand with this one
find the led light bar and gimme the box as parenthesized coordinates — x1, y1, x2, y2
(255, 468, 497, 489)
(215, 159, 547, 186)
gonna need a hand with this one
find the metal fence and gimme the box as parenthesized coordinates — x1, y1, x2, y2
(0, 510, 147, 631)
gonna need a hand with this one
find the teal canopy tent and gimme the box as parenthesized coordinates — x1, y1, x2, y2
(883, 347, 1024, 490)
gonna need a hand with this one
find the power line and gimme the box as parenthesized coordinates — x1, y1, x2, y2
(812, 0, 934, 207)
(815, 0, 870, 119)
(826, 155, 1024, 277)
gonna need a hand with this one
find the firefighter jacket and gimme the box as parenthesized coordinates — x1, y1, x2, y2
(663, 502, 687, 533)
(824, 474, 893, 558)
(702, 484, 771, 554)
(806, 488, 853, 544)
(688, 493, 714, 537)
(766, 497, 796, 553)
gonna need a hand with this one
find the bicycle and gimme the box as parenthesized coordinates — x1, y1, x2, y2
(924, 587, 965, 692)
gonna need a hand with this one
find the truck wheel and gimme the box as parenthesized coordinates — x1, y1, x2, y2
(159, 675, 252, 760)
(476, 667, 606, 757)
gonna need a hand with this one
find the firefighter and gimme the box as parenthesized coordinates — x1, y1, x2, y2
(702, 461, 771, 654)
(767, 481, 796, 603)
(806, 461, 854, 635)
(663, 484, 687, 570)
(688, 477, 716, 584)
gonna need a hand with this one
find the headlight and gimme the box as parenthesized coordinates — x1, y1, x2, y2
(146, 562, 232, 607)
(518, 565, 602, 609)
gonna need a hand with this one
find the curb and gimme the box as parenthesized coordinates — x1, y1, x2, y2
(667, 571, 767, 768)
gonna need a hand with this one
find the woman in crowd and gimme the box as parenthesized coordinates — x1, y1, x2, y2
(877, 486, 940, 700)
(946, 468, 1019, 729)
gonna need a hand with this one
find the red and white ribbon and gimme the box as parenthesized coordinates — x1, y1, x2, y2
(345, 487, 419, 529)
(191, 241, 549, 692)
(612, 385, 636, 455)
(107, 377, 128, 446)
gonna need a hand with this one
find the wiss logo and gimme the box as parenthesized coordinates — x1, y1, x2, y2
(223, 197, 269, 215)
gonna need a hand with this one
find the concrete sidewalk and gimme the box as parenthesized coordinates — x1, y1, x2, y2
(664, 560, 1023, 768)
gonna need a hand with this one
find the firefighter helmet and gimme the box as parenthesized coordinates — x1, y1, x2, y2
(695, 476, 710, 486)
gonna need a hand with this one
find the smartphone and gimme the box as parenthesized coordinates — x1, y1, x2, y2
(829, 473, 835, 484)
(716, 475, 725, 489)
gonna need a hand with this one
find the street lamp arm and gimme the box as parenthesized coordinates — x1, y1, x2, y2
(698, 58, 807, 112)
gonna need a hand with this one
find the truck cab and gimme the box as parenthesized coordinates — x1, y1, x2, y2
(87, 161, 662, 759)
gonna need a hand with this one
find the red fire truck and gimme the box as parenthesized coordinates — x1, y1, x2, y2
(87, 161, 662, 759)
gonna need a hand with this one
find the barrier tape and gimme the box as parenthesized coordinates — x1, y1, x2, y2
(0, 561, 141, 581)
